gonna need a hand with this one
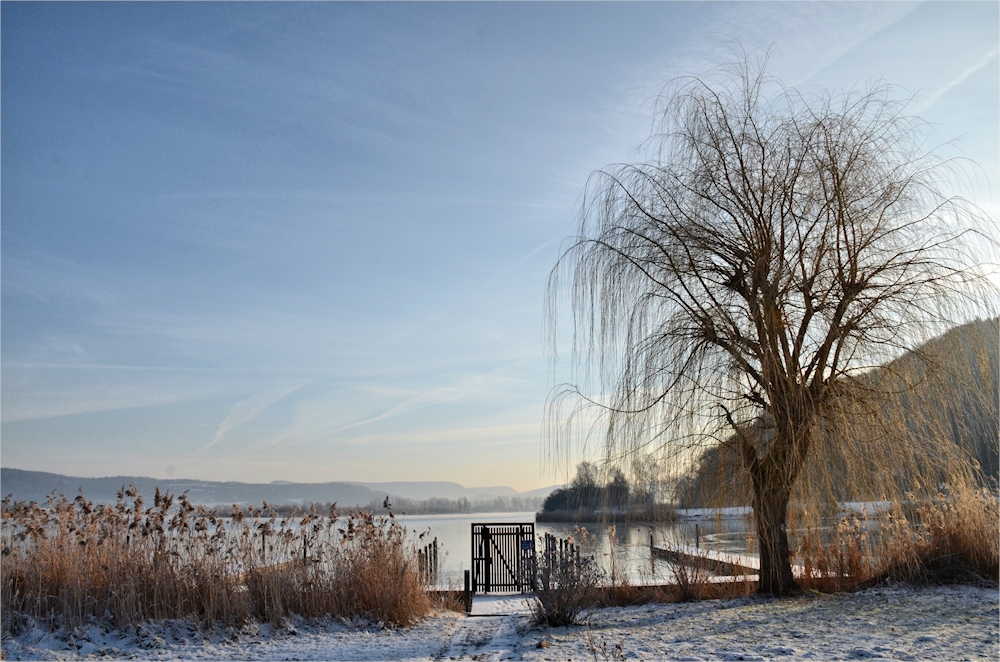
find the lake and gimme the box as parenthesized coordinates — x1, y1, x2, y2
(396, 511, 757, 586)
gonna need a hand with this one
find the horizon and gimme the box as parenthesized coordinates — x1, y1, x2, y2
(2, 2, 998, 492)
(0, 465, 561, 495)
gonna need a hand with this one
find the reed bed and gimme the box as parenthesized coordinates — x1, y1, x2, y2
(795, 485, 999, 591)
(874, 486, 999, 585)
(1, 487, 431, 634)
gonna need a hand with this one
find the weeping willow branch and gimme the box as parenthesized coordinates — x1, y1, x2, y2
(545, 46, 998, 595)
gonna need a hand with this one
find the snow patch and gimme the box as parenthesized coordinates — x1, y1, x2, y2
(2, 585, 996, 660)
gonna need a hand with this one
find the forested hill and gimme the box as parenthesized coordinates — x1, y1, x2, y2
(882, 317, 998, 480)
(679, 318, 999, 507)
(0, 469, 385, 508)
(0, 468, 558, 509)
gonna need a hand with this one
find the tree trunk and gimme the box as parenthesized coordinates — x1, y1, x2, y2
(753, 482, 799, 595)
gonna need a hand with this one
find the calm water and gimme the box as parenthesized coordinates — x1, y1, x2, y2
(396, 511, 757, 585)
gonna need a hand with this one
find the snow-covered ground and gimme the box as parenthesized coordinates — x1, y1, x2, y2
(2, 584, 997, 660)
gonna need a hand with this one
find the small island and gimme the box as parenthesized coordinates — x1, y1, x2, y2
(536, 461, 676, 523)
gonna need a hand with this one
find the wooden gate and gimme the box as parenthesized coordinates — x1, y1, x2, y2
(471, 523, 536, 593)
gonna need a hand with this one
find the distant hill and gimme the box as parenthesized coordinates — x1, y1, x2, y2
(350, 481, 517, 501)
(0, 468, 560, 508)
(678, 318, 999, 507)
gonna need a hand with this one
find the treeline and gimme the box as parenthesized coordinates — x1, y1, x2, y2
(366, 495, 545, 515)
(269, 495, 545, 516)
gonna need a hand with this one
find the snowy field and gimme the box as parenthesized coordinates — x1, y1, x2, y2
(2, 584, 997, 660)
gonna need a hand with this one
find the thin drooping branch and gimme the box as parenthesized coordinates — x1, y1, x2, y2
(545, 48, 997, 595)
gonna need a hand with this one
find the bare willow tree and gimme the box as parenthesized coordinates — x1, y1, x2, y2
(546, 51, 996, 595)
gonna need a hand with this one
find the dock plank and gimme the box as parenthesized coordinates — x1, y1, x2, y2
(652, 544, 807, 577)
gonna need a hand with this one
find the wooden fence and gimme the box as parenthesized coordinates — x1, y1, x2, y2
(418, 537, 439, 585)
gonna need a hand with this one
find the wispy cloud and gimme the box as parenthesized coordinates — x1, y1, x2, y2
(917, 46, 1000, 113)
(200, 383, 305, 452)
(260, 384, 465, 449)
(390, 234, 562, 345)
(257, 369, 531, 450)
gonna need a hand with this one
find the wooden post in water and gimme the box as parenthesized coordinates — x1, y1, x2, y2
(696, 524, 700, 549)
(432, 538, 439, 585)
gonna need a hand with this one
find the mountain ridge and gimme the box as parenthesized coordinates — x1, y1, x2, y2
(0, 467, 560, 507)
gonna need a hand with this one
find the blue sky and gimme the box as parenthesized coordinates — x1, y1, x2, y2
(2, 2, 997, 491)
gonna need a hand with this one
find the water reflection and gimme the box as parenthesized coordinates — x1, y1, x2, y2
(395, 511, 758, 585)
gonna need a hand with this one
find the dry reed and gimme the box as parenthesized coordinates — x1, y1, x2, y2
(874, 486, 999, 585)
(1, 487, 432, 634)
(794, 485, 999, 591)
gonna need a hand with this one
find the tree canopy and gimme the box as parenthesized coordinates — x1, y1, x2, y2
(546, 50, 997, 594)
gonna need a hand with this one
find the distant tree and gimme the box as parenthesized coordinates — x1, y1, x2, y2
(542, 462, 633, 513)
(547, 50, 996, 594)
(541, 488, 571, 513)
(570, 461, 600, 510)
(606, 468, 630, 509)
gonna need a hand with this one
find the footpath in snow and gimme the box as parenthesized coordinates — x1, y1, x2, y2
(2, 584, 997, 660)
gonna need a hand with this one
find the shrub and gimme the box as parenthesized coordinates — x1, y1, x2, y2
(530, 534, 603, 627)
(664, 546, 713, 602)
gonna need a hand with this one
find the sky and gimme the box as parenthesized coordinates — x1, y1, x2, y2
(2, 2, 997, 492)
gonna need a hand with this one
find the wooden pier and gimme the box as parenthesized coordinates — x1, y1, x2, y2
(651, 544, 813, 578)
(651, 544, 758, 575)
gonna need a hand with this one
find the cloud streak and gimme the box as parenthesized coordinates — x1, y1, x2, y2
(201, 383, 305, 452)
(917, 46, 1000, 113)
(390, 234, 562, 345)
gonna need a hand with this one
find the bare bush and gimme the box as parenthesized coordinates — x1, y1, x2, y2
(531, 536, 604, 627)
(665, 548, 713, 602)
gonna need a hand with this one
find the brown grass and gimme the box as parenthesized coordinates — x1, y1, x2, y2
(1, 488, 432, 634)
(795, 486, 999, 591)
(796, 515, 875, 592)
(874, 486, 999, 585)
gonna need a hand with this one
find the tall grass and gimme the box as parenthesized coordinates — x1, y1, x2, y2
(796, 515, 875, 592)
(1, 488, 431, 634)
(876, 486, 999, 585)
(795, 485, 999, 590)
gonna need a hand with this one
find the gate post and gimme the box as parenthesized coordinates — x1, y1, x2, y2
(482, 526, 491, 594)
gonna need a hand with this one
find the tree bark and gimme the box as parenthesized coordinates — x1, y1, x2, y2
(753, 476, 800, 595)
(726, 405, 804, 596)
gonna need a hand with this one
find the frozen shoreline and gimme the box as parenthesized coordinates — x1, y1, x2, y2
(3, 584, 997, 660)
